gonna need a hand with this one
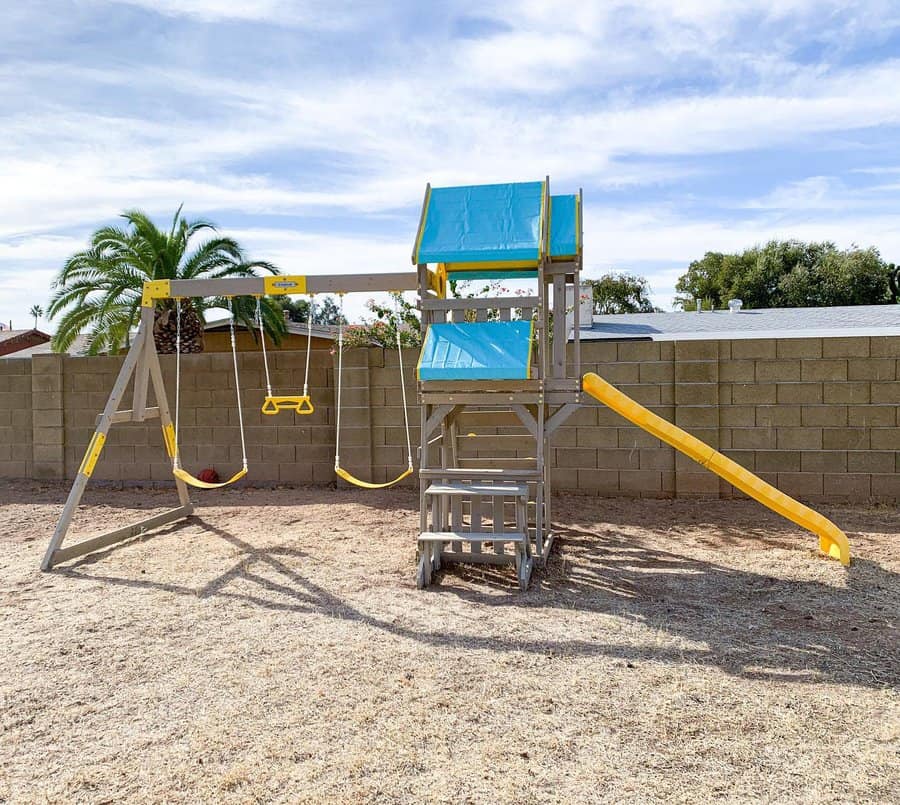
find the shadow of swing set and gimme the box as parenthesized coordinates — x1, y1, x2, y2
(41, 179, 852, 587)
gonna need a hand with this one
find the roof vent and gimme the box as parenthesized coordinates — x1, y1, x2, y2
(728, 299, 743, 313)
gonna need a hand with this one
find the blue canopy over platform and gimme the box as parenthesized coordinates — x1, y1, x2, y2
(417, 321, 534, 381)
(413, 181, 547, 268)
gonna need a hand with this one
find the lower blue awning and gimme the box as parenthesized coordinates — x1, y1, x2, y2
(417, 321, 534, 381)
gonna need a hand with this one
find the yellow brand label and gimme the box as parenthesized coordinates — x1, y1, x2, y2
(264, 275, 306, 295)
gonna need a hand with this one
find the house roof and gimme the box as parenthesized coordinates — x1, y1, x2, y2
(204, 318, 338, 341)
(580, 304, 900, 341)
(0, 328, 50, 344)
(0, 334, 91, 358)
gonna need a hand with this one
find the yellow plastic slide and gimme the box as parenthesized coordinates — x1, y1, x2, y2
(582, 373, 851, 566)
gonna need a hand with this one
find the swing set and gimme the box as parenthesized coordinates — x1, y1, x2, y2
(41, 270, 435, 570)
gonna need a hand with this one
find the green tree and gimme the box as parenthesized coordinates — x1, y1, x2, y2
(675, 240, 891, 310)
(49, 206, 285, 355)
(342, 292, 421, 349)
(585, 273, 659, 314)
(277, 295, 345, 326)
(29, 304, 43, 329)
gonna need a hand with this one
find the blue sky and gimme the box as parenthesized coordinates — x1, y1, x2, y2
(2, 0, 900, 329)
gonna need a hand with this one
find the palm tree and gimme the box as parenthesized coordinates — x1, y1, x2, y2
(49, 206, 286, 355)
(29, 304, 43, 329)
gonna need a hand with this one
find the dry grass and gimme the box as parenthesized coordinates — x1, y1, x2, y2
(0, 480, 897, 803)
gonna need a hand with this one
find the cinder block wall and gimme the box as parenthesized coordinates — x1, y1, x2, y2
(0, 358, 33, 478)
(0, 335, 898, 501)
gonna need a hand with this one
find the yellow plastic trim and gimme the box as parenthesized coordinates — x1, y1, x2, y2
(412, 185, 432, 264)
(335, 465, 413, 490)
(78, 432, 106, 477)
(581, 372, 851, 566)
(415, 327, 428, 381)
(141, 279, 171, 307)
(441, 260, 539, 272)
(525, 319, 535, 379)
(173, 466, 248, 490)
(540, 179, 549, 259)
(264, 275, 307, 295)
(575, 191, 582, 255)
(162, 422, 177, 458)
(427, 266, 446, 298)
(261, 395, 314, 415)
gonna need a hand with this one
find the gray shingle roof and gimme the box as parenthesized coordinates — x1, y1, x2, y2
(580, 304, 900, 341)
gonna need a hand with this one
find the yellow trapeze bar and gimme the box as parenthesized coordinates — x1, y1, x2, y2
(173, 466, 248, 490)
(261, 395, 314, 415)
(335, 465, 413, 490)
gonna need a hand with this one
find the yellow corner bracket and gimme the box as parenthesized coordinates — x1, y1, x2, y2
(141, 279, 171, 307)
(78, 432, 106, 477)
(162, 422, 177, 458)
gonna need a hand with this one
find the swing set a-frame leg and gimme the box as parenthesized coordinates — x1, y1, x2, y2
(41, 312, 193, 571)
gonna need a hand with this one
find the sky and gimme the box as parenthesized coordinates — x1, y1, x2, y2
(2, 0, 900, 331)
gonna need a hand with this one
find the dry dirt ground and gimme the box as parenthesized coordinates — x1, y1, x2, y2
(0, 480, 897, 804)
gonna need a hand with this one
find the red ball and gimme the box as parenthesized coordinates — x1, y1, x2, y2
(198, 468, 220, 484)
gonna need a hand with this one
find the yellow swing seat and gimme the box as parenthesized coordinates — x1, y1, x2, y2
(261, 395, 314, 415)
(335, 465, 413, 490)
(172, 466, 248, 490)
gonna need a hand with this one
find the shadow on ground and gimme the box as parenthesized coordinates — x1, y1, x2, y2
(57, 507, 899, 691)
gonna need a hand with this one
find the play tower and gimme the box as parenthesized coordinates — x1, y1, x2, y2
(412, 179, 584, 589)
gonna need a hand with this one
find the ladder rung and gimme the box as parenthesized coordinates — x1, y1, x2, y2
(419, 468, 541, 480)
(425, 482, 528, 498)
(419, 531, 526, 544)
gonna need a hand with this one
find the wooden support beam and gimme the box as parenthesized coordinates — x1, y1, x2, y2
(48, 506, 194, 566)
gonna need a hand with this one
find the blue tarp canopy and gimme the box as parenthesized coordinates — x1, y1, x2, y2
(417, 321, 534, 381)
(550, 194, 579, 258)
(414, 182, 545, 266)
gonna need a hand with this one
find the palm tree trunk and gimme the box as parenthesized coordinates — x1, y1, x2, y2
(153, 301, 204, 353)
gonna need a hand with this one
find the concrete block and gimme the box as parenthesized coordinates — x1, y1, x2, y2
(755, 450, 801, 473)
(776, 472, 823, 498)
(755, 405, 802, 428)
(619, 470, 662, 493)
(718, 360, 755, 383)
(639, 362, 674, 383)
(33, 426, 65, 446)
(822, 428, 870, 450)
(675, 384, 717, 405)
(618, 428, 662, 449)
(731, 383, 777, 405)
(576, 427, 618, 448)
(0, 460, 28, 478)
(870, 474, 900, 500)
(556, 447, 597, 469)
(777, 339, 822, 359)
(551, 428, 577, 447)
(731, 339, 777, 360)
(720, 406, 756, 427)
(674, 406, 719, 428)
(868, 338, 900, 357)
(845, 405, 894, 427)
(581, 342, 618, 363)
(848, 358, 895, 382)
(617, 341, 660, 362)
(595, 448, 640, 470)
(577, 469, 619, 495)
(600, 362, 640, 384)
(675, 361, 718, 383)
(870, 383, 900, 404)
(731, 427, 776, 450)
(823, 382, 870, 405)
(801, 451, 846, 473)
(776, 427, 822, 450)
(867, 427, 900, 450)
(674, 341, 718, 361)
(800, 359, 847, 382)
(755, 360, 801, 382)
(823, 473, 871, 499)
(801, 406, 846, 427)
(721, 449, 756, 470)
(675, 472, 719, 498)
(33, 409, 64, 429)
(822, 337, 869, 358)
(776, 383, 822, 405)
(639, 449, 674, 470)
(847, 451, 895, 473)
